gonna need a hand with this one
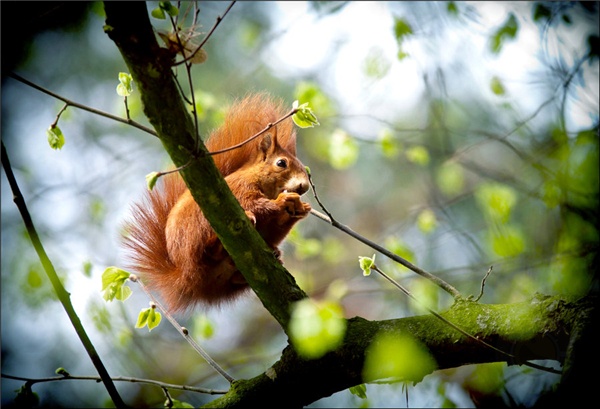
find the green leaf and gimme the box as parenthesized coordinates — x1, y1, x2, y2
(490, 14, 519, 54)
(151, 7, 166, 19)
(489, 224, 525, 257)
(417, 209, 437, 234)
(358, 254, 376, 276)
(349, 384, 368, 399)
(116, 72, 133, 96)
(292, 101, 320, 128)
(160, 1, 179, 17)
(436, 162, 464, 196)
(136, 305, 162, 331)
(101, 266, 130, 290)
(447, 2, 458, 16)
(135, 308, 150, 328)
(393, 17, 413, 60)
(289, 298, 347, 359)
(406, 145, 430, 166)
(193, 315, 215, 339)
(147, 308, 162, 330)
(82, 260, 93, 278)
(101, 267, 132, 302)
(145, 171, 160, 191)
(379, 128, 401, 158)
(47, 125, 65, 150)
(393, 17, 413, 42)
(475, 183, 518, 224)
(397, 50, 409, 61)
(541, 179, 562, 208)
(152, 1, 178, 19)
(363, 332, 437, 383)
(490, 76, 506, 95)
(116, 285, 132, 302)
(464, 363, 505, 395)
(328, 129, 359, 169)
(27, 268, 43, 288)
(170, 400, 195, 408)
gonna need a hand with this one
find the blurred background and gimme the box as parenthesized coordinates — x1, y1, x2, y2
(1, 1, 598, 407)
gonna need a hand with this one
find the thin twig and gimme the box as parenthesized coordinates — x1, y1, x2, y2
(1, 142, 128, 408)
(51, 103, 69, 127)
(307, 171, 335, 222)
(474, 266, 493, 302)
(1, 373, 227, 395)
(372, 264, 508, 354)
(124, 96, 131, 121)
(208, 108, 298, 157)
(307, 204, 462, 299)
(9, 73, 157, 137)
(129, 275, 235, 384)
(174, 1, 236, 67)
(168, 15, 202, 151)
(371, 265, 561, 375)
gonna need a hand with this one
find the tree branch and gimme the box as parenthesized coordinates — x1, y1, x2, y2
(103, 1, 306, 331)
(1, 142, 128, 409)
(8, 72, 157, 137)
(1, 373, 227, 396)
(207, 294, 578, 407)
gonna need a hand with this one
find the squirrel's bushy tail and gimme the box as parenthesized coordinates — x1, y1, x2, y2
(122, 173, 186, 303)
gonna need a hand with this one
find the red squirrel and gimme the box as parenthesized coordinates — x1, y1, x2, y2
(123, 93, 312, 312)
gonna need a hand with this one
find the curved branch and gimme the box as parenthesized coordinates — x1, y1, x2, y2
(1, 142, 128, 409)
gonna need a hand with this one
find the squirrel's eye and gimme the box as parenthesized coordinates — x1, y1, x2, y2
(276, 159, 288, 168)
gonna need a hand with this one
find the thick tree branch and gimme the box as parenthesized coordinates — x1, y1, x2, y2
(103, 2, 306, 330)
(207, 294, 581, 407)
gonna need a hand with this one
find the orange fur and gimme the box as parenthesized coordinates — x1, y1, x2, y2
(206, 93, 296, 176)
(122, 94, 311, 313)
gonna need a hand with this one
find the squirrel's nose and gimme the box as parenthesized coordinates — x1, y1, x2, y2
(287, 179, 309, 195)
(297, 180, 309, 195)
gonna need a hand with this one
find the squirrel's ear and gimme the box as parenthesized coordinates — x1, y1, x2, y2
(259, 133, 273, 154)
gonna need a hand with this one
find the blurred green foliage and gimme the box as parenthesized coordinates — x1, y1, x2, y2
(1, 1, 597, 408)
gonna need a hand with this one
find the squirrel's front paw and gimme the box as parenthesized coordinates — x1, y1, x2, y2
(277, 192, 310, 218)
